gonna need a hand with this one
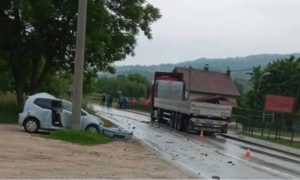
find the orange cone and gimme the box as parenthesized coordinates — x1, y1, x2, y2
(199, 130, 204, 141)
(245, 148, 251, 160)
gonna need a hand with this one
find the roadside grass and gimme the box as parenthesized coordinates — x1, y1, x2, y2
(0, 93, 18, 124)
(239, 131, 300, 150)
(47, 129, 112, 145)
(249, 127, 300, 138)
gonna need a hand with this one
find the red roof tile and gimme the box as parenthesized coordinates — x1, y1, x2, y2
(174, 67, 240, 97)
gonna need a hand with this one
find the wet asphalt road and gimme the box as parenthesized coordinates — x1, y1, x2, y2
(93, 105, 300, 179)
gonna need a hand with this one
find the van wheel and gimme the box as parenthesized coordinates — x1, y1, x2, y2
(86, 124, 99, 133)
(24, 118, 39, 133)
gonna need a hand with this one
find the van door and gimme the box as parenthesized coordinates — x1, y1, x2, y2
(33, 98, 53, 128)
(61, 109, 71, 128)
(51, 100, 63, 128)
(61, 100, 73, 128)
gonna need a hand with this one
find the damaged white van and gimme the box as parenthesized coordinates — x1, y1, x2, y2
(18, 92, 103, 133)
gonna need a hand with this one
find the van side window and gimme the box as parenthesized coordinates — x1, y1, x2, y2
(34, 98, 52, 109)
(62, 100, 72, 112)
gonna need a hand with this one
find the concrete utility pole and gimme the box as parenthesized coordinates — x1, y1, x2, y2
(71, 0, 87, 129)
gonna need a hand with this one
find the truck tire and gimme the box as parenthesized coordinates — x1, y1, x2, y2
(157, 109, 163, 123)
(170, 112, 175, 128)
(180, 114, 187, 132)
(176, 113, 185, 131)
(175, 113, 183, 131)
(186, 122, 193, 133)
(174, 114, 178, 130)
(177, 118, 182, 131)
(150, 110, 155, 122)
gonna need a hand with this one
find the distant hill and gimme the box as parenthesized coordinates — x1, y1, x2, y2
(115, 53, 300, 92)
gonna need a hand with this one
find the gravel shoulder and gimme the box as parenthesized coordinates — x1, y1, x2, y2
(0, 124, 193, 179)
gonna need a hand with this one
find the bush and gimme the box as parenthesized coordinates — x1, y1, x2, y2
(0, 92, 19, 124)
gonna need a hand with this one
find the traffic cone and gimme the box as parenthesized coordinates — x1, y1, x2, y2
(199, 130, 204, 141)
(245, 148, 251, 160)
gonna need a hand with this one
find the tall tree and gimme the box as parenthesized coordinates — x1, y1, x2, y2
(0, 0, 161, 109)
(95, 74, 150, 98)
(243, 56, 300, 111)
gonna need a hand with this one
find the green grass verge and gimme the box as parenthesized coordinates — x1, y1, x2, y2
(47, 129, 112, 145)
(240, 131, 300, 149)
(0, 93, 18, 124)
(250, 127, 300, 138)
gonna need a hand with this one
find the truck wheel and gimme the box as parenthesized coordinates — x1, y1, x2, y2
(157, 109, 162, 123)
(180, 114, 187, 132)
(176, 114, 185, 131)
(175, 114, 182, 131)
(170, 113, 175, 128)
(177, 118, 182, 131)
(221, 128, 228, 134)
(174, 114, 178, 130)
(186, 122, 193, 133)
(150, 112, 155, 122)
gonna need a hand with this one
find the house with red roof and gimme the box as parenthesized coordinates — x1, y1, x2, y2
(173, 65, 240, 107)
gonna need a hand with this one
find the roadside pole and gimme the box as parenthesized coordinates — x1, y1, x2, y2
(291, 84, 299, 145)
(71, 0, 88, 129)
(290, 124, 295, 145)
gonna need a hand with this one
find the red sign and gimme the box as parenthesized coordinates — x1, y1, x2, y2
(264, 95, 296, 113)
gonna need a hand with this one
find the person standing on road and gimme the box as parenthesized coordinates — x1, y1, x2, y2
(106, 95, 110, 108)
(107, 95, 113, 108)
(109, 96, 113, 107)
(101, 94, 106, 106)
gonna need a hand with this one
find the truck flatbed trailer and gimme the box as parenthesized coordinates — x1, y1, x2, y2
(153, 98, 232, 133)
(151, 71, 233, 133)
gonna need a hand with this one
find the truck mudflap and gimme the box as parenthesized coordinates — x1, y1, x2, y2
(189, 118, 228, 133)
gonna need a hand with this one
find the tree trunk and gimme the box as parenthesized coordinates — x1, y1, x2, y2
(29, 57, 39, 95)
(29, 59, 51, 95)
(12, 63, 25, 111)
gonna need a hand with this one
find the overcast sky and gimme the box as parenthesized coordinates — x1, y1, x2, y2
(116, 0, 300, 66)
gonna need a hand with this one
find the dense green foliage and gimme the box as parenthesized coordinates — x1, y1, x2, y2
(95, 74, 150, 98)
(0, 93, 18, 123)
(240, 56, 300, 111)
(0, 0, 161, 109)
(47, 129, 112, 145)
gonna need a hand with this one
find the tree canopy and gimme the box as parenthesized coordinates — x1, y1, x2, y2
(242, 56, 300, 111)
(95, 74, 150, 98)
(0, 0, 161, 108)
